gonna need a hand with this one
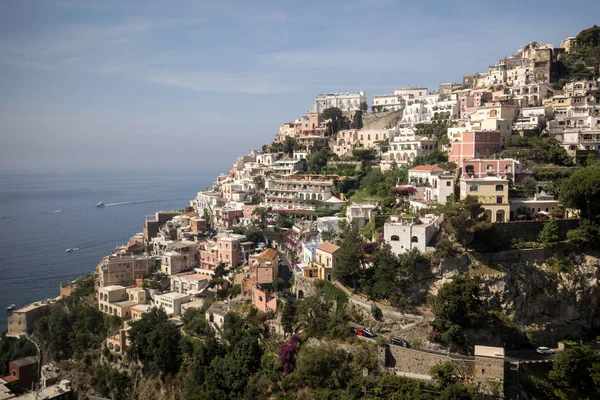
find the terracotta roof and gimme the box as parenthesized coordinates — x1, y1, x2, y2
(317, 242, 341, 254)
(258, 248, 278, 261)
(408, 165, 445, 172)
(185, 211, 199, 217)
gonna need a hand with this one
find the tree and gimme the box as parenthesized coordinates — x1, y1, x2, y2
(430, 361, 455, 388)
(281, 297, 297, 335)
(370, 244, 401, 303)
(522, 177, 538, 198)
(295, 345, 353, 390)
(359, 101, 368, 113)
(547, 344, 600, 398)
(334, 220, 365, 288)
(252, 207, 269, 229)
(253, 175, 265, 191)
(444, 196, 488, 247)
(430, 275, 485, 344)
(559, 164, 600, 221)
(271, 277, 285, 292)
(306, 148, 329, 174)
(539, 220, 560, 243)
(127, 308, 182, 376)
(282, 137, 299, 156)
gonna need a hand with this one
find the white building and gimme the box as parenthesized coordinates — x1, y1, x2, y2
(170, 272, 212, 297)
(154, 292, 189, 316)
(408, 166, 454, 204)
(98, 286, 146, 320)
(346, 203, 378, 228)
(372, 93, 406, 112)
(382, 137, 439, 166)
(384, 215, 442, 255)
(313, 92, 367, 113)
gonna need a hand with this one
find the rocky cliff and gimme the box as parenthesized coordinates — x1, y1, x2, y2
(434, 247, 600, 345)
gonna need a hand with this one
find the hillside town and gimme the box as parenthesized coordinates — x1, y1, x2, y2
(3, 26, 600, 400)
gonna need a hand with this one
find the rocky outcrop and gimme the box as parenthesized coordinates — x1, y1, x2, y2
(435, 247, 600, 345)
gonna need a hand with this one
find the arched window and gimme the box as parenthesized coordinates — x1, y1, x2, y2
(411, 236, 419, 243)
(258, 296, 263, 302)
(496, 185, 504, 192)
(390, 235, 400, 241)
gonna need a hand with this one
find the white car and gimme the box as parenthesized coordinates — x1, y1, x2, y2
(536, 346, 554, 355)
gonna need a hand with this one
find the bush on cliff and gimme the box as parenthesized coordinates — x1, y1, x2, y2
(429, 275, 486, 345)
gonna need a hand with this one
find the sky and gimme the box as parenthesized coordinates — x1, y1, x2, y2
(0, 0, 599, 174)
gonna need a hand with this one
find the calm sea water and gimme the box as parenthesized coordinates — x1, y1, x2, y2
(0, 171, 215, 332)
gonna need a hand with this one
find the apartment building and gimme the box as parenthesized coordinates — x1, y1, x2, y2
(154, 292, 189, 316)
(313, 92, 366, 113)
(96, 254, 157, 288)
(265, 175, 341, 212)
(384, 215, 441, 255)
(459, 176, 509, 223)
(449, 131, 502, 168)
(408, 165, 454, 204)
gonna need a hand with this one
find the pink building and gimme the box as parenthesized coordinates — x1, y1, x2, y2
(216, 233, 247, 267)
(457, 89, 491, 117)
(253, 285, 278, 312)
(243, 204, 260, 220)
(462, 158, 532, 183)
(450, 131, 502, 169)
(214, 207, 243, 228)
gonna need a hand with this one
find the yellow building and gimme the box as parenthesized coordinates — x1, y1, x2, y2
(460, 176, 510, 223)
(301, 242, 340, 282)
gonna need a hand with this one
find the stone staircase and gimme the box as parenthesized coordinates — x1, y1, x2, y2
(504, 362, 520, 399)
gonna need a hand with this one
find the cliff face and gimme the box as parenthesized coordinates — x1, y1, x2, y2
(435, 248, 600, 344)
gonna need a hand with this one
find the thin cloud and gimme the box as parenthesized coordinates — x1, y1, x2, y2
(147, 71, 300, 94)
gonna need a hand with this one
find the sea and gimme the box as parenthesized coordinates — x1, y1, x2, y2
(0, 171, 216, 332)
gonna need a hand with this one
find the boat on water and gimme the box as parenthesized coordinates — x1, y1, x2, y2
(96, 202, 105, 208)
(6, 304, 16, 311)
(65, 248, 74, 253)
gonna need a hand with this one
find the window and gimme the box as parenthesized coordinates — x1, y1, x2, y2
(469, 184, 479, 192)
(411, 236, 418, 243)
(390, 235, 399, 241)
(446, 181, 451, 187)
(487, 165, 493, 171)
(496, 196, 503, 204)
(495, 185, 504, 192)
(465, 165, 474, 173)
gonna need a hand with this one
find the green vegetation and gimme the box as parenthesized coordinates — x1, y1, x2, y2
(127, 308, 182, 376)
(0, 333, 38, 376)
(559, 164, 600, 222)
(555, 25, 600, 82)
(429, 275, 485, 344)
(91, 364, 132, 400)
(33, 299, 109, 361)
(526, 344, 600, 399)
(501, 136, 572, 167)
(539, 219, 561, 243)
(443, 196, 490, 248)
(430, 361, 455, 388)
(333, 220, 365, 289)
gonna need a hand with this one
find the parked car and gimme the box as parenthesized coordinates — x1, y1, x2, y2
(391, 337, 409, 347)
(352, 326, 374, 338)
(536, 346, 554, 355)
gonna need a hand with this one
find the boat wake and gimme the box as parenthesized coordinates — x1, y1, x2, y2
(102, 198, 187, 207)
(52, 209, 62, 213)
(104, 199, 157, 207)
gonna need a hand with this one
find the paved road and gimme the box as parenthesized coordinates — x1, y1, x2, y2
(278, 252, 293, 289)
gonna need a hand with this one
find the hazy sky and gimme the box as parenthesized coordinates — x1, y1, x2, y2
(1, 0, 598, 173)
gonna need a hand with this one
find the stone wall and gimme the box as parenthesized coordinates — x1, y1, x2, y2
(473, 219, 579, 249)
(382, 345, 474, 378)
(474, 356, 505, 396)
(294, 276, 318, 299)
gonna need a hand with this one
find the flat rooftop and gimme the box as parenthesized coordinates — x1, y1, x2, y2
(157, 292, 189, 300)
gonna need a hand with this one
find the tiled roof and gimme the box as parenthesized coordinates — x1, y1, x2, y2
(317, 242, 341, 254)
(258, 248, 278, 261)
(408, 165, 445, 172)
